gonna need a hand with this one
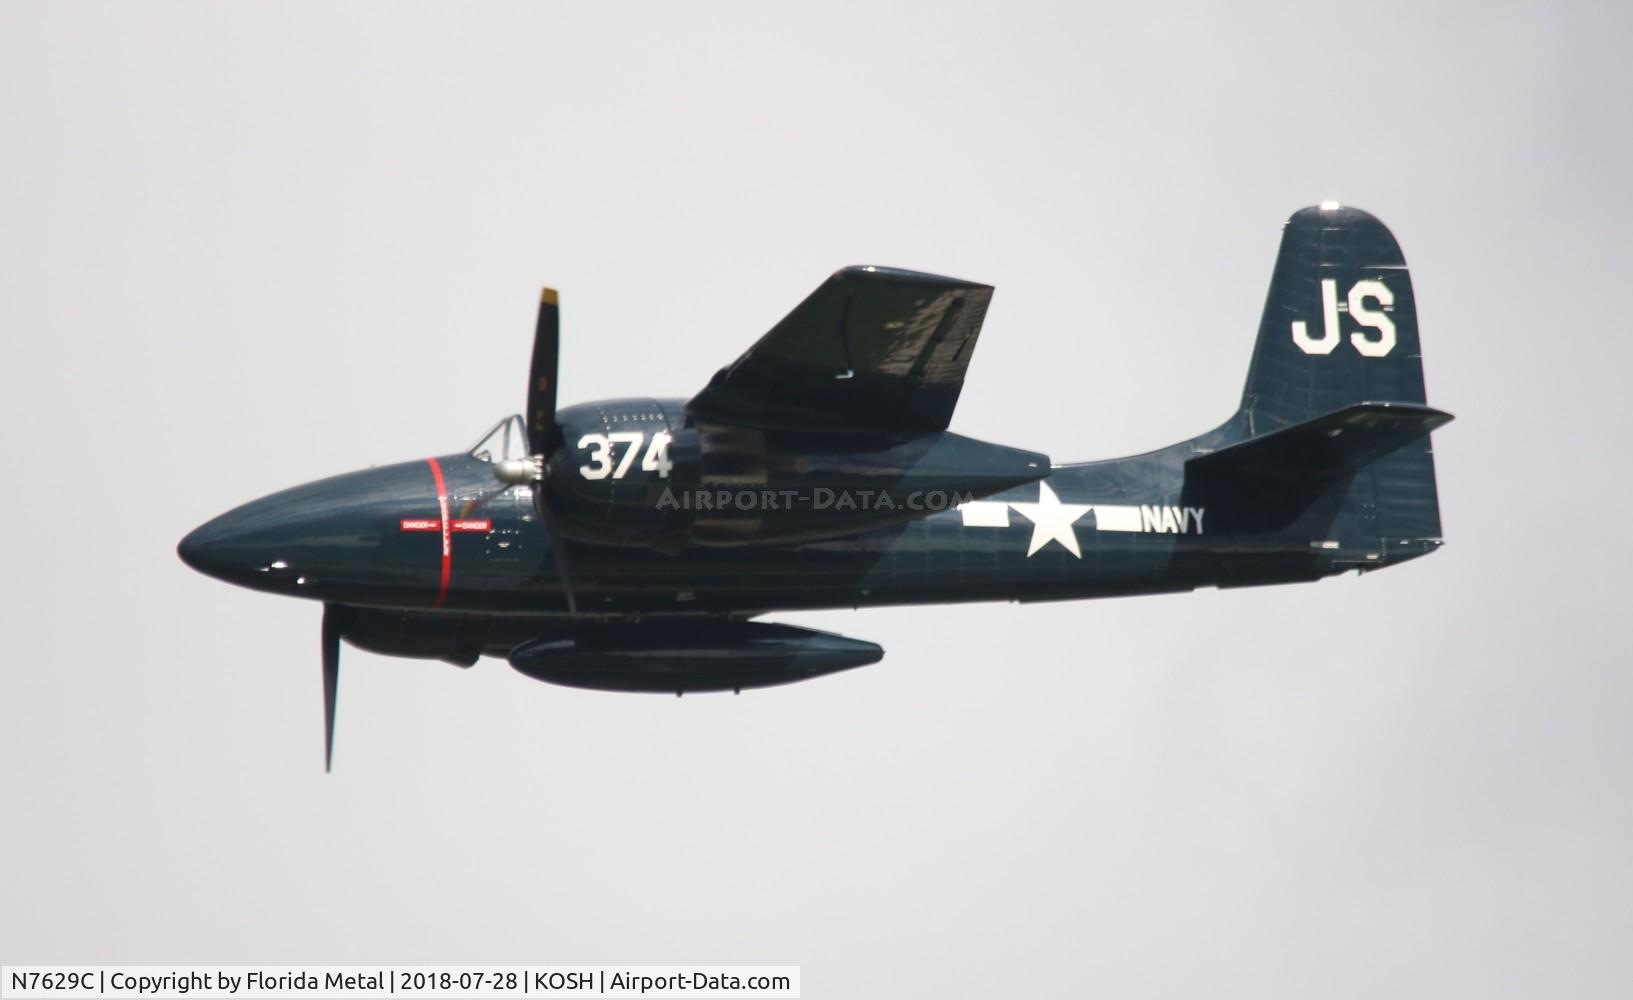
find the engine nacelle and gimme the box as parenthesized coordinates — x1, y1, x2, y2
(338, 608, 553, 667)
(338, 607, 484, 667)
(508, 620, 882, 693)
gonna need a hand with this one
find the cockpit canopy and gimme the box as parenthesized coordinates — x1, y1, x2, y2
(467, 415, 530, 463)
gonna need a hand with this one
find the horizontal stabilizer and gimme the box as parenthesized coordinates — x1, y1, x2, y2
(1188, 402, 1453, 485)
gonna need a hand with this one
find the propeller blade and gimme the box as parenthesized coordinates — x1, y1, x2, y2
(524, 285, 574, 615)
(321, 603, 341, 773)
(535, 491, 578, 616)
(527, 287, 561, 456)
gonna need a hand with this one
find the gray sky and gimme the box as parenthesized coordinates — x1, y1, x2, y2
(3, 2, 1629, 996)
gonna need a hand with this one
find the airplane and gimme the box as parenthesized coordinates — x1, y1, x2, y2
(178, 204, 1452, 770)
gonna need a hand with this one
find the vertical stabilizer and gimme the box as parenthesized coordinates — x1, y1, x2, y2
(1227, 204, 1446, 564)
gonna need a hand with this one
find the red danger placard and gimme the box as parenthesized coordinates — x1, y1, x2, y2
(400, 518, 492, 533)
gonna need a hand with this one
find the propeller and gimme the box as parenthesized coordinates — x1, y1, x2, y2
(321, 602, 342, 773)
(495, 287, 578, 616)
(315, 289, 574, 773)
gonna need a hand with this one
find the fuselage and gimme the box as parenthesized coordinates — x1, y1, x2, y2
(177, 399, 1394, 622)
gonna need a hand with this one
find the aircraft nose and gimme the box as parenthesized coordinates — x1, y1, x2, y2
(176, 521, 217, 575)
(177, 458, 454, 597)
(176, 477, 347, 589)
(177, 503, 277, 585)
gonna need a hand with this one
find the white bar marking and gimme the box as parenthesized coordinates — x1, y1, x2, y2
(959, 501, 1010, 528)
(1091, 505, 1144, 532)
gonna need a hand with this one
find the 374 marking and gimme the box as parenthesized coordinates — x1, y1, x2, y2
(578, 430, 672, 480)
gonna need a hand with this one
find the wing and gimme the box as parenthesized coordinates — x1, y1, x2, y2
(687, 266, 993, 432)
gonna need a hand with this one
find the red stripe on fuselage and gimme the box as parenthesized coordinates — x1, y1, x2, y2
(426, 457, 452, 608)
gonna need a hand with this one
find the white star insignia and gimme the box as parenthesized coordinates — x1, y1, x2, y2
(1008, 481, 1092, 558)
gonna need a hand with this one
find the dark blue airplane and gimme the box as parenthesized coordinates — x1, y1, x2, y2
(179, 205, 1452, 769)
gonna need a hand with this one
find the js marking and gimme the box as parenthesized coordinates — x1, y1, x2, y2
(1292, 279, 1396, 357)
